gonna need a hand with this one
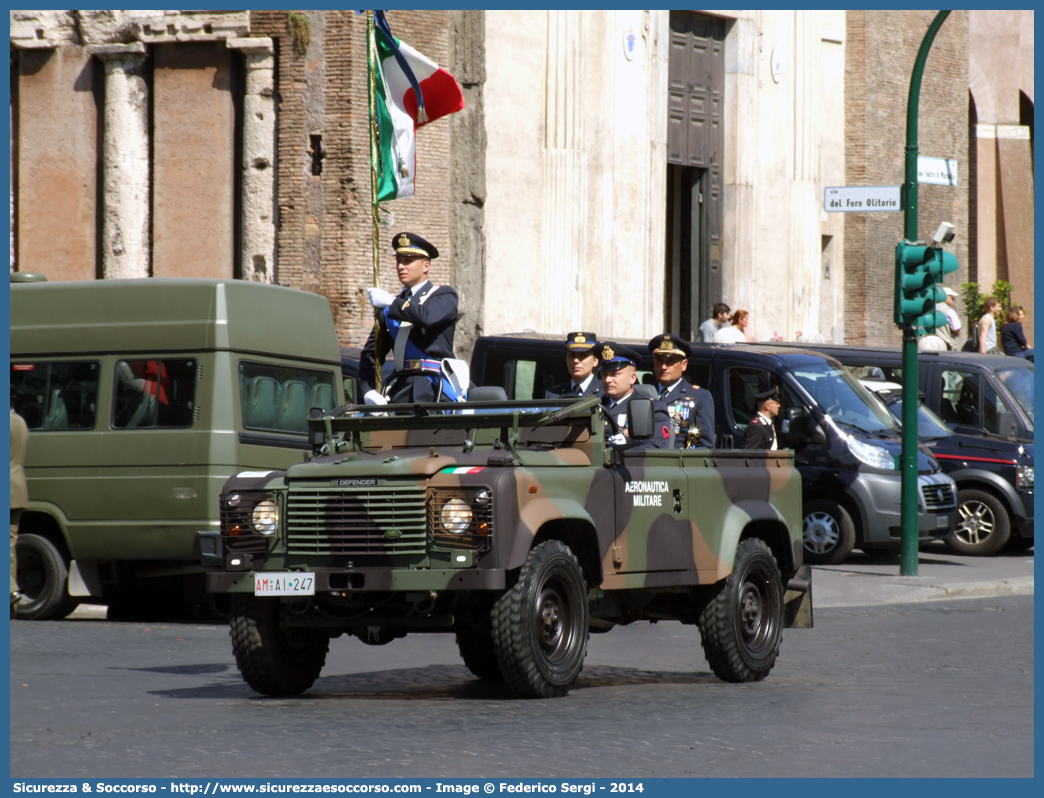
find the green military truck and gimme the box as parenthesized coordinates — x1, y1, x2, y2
(209, 391, 812, 698)
(10, 277, 344, 619)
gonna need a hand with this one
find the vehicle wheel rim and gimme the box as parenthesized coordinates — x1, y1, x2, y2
(16, 549, 46, 603)
(534, 577, 574, 664)
(955, 500, 995, 546)
(803, 511, 840, 554)
(737, 567, 777, 655)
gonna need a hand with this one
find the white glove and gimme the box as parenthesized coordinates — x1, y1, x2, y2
(363, 390, 388, 406)
(367, 287, 394, 309)
(608, 433, 627, 447)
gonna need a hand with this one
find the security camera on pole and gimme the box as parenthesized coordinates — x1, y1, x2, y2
(895, 10, 954, 576)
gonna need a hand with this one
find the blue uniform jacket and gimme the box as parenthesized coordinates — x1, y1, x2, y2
(658, 378, 715, 448)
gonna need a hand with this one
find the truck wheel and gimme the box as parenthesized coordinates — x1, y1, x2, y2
(802, 499, 856, 565)
(698, 538, 784, 683)
(946, 489, 1011, 556)
(491, 540, 589, 698)
(455, 617, 503, 681)
(15, 534, 79, 621)
(230, 595, 329, 697)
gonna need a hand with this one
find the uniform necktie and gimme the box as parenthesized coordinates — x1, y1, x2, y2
(659, 387, 668, 400)
(573, 384, 583, 396)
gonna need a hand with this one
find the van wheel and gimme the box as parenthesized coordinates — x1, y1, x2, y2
(15, 534, 79, 621)
(491, 541, 589, 698)
(698, 538, 784, 682)
(802, 500, 856, 565)
(230, 595, 329, 696)
(455, 616, 503, 681)
(946, 489, 1011, 556)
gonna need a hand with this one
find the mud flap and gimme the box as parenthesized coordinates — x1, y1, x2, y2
(784, 564, 813, 628)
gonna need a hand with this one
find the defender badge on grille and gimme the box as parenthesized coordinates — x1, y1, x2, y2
(383, 529, 402, 540)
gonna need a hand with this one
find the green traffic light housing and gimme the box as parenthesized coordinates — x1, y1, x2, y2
(894, 241, 958, 333)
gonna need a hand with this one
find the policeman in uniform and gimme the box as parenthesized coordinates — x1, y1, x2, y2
(744, 386, 781, 450)
(360, 233, 461, 404)
(648, 333, 715, 448)
(597, 343, 672, 451)
(546, 332, 605, 399)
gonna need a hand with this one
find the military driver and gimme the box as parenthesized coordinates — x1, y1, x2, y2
(744, 386, 781, 450)
(598, 343, 672, 451)
(360, 232, 462, 404)
(648, 333, 715, 448)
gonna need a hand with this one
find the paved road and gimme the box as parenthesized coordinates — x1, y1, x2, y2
(11, 592, 1033, 778)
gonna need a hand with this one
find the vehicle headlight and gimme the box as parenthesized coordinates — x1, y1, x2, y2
(440, 498, 473, 534)
(847, 436, 896, 470)
(1016, 465, 1034, 489)
(251, 500, 280, 536)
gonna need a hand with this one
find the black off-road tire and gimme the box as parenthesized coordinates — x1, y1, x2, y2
(15, 534, 79, 621)
(802, 499, 856, 565)
(698, 537, 784, 683)
(946, 489, 1011, 556)
(455, 617, 503, 681)
(230, 595, 329, 697)
(491, 540, 590, 698)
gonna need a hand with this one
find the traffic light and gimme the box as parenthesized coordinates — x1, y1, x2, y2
(893, 242, 958, 332)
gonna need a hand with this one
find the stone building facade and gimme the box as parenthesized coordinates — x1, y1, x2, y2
(968, 10, 1034, 344)
(844, 10, 971, 347)
(9, 10, 1030, 355)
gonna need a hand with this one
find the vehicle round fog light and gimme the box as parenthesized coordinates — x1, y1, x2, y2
(251, 500, 279, 536)
(441, 498, 472, 534)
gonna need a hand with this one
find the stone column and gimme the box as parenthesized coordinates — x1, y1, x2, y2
(88, 43, 150, 279)
(228, 37, 276, 283)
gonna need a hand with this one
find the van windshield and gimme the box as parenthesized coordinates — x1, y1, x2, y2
(997, 366, 1033, 426)
(791, 363, 897, 434)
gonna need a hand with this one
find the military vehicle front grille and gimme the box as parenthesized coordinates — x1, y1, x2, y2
(286, 485, 427, 557)
(921, 483, 956, 511)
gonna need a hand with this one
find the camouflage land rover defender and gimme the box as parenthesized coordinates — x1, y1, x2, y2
(208, 394, 812, 699)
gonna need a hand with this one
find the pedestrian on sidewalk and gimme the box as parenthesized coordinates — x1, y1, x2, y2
(1001, 306, 1034, 362)
(977, 297, 1002, 355)
(699, 302, 731, 343)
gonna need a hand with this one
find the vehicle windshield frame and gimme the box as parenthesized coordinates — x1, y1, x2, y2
(789, 361, 898, 435)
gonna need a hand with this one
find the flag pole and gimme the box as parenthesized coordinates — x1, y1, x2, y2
(366, 9, 384, 393)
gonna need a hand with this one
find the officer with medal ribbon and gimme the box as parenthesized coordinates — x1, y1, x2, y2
(546, 332, 605, 399)
(648, 333, 715, 449)
(744, 386, 781, 450)
(360, 232, 463, 404)
(597, 343, 672, 450)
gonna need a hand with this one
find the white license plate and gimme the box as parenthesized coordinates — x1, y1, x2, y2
(254, 572, 315, 596)
(935, 515, 951, 529)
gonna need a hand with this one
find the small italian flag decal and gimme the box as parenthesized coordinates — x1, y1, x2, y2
(443, 466, 485, 474)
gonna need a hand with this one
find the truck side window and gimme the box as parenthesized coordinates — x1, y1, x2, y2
(113, 359, 197, 429)
(939, 370, 980, 429)
(239, 360, 337, 434)
(726, 367, 775, 430)
(11, 361, 100, 431)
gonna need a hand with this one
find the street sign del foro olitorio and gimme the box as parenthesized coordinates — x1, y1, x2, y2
(824, 185, 901, 213)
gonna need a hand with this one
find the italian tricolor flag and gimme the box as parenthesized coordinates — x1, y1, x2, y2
(372, 15, 465, 202)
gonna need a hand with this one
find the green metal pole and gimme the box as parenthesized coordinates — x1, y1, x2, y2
(900, 10, 950, 576)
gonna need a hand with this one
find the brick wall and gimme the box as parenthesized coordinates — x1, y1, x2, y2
(249, 10, 457, 350)
(844, 10, 970, 346)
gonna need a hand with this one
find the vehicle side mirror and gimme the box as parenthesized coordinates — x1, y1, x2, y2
(308, 407, 326, 451)
(993, 411, 1016, 438)
(808, 423, 827, 445)
(627, 397, 655, 440)
(781, 407, 809, 443)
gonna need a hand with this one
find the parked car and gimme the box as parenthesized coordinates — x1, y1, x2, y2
(861, 380, 1033, 555)
(9, 276, 345, 619)
(759, 344, 1033, 443)
(470, 335, 958, 564)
